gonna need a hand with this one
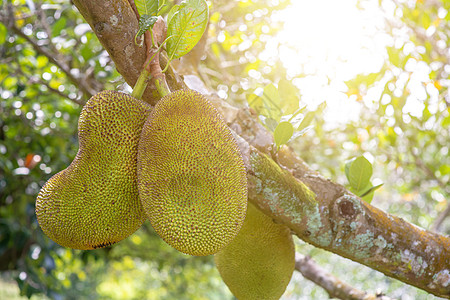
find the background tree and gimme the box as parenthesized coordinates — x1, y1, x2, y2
(0, 0, 449, 299)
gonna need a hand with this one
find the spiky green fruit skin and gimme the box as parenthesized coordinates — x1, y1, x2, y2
(36, 90, 151, 250)
(215, 203, 295, 300)
(137, 89, 247, 256)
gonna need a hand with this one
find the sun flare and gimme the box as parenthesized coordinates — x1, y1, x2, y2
(271, 0, 389, 124)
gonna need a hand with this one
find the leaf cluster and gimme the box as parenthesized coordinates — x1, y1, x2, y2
(247, 80, 326, 151)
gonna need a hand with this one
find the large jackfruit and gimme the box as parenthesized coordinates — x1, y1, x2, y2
(214, 202, 295, 300)
(137, 89, 247, 256)
(36, 91, 151, 250)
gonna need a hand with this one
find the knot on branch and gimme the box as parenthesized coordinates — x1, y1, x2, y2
(338, 199, 356, 219)
(334, 194, 363, 222)
(94, 22, 111, 36)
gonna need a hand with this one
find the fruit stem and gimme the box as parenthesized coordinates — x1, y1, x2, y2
(154, 76, 170, 97)
(131, 68, 151, 99)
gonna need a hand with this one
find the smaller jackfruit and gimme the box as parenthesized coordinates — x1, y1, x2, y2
(137, 89, 247, 256)
(214, 202, 295, 300)
(36, 90, 151, 250)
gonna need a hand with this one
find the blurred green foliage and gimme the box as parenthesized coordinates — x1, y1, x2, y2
(0, 0, 448, 299)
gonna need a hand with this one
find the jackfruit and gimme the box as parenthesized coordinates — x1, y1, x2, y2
(214, 202, 295, 300)
(137, 89, 247, 256)
(36, 90, 151, 250)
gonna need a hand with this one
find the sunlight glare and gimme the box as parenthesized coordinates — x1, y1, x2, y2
(271, 0, 389, 125)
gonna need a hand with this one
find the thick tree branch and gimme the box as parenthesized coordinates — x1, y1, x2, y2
(231, 134, 450, 298)
(295, 253, 392, 300)
(69, 1, 450, 298)
(211, 89, 450, 298)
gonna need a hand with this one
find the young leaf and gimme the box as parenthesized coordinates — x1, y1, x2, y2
(261, 84, 282, 121)
(247, 89, 280, 121)
(135, 0, 159, 17)
(52, 18, 67, 37)
(317, 101, 327, 113)
(278, 78, 299, 115)
(166, 0, 208, 61)
(297, 112, 314, 132)
(135, 15, 159, 45)
(265, 118, 278, 132)
(345, 157, 355, 181)
(247, 93, 264, 114)
(138, 16, 159, 35)
(359, 183, 383, 198)
(274, 122, 294, 149)
(346, 156, 373, 191)
(292, 125, 313, 139)
(361, 189, 374, 203)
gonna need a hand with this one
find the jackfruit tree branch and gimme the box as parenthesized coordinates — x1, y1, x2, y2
(241, 144, 450, 298)
(215, 95, 450, 298)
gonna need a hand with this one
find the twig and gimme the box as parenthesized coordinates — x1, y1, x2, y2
(35, 1, 59, 55)
(432, 203, 450, 232)
(38, 79, 86, 106)
(295, 253, 392, 300)
(409, 151, 449, 232)
(13, 64, 86, 106)
(2, 3, 97, 99)
(410, 151, 449, 193)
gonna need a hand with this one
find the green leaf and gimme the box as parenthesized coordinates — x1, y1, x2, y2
(442, 115, 450, 127)
(298, 112, 314, 132)
(345, 157, 354, 181)
(262, 84, 281, 107)
(346, 156, 373, 192)
(278, 79, 299, 115)
(52, 18, 67, 37)
(274, 122, 294, 149)
(247, 93, 263, 114)
(345, 72, 382, 91)
(317, 102, 327, 113)
(36, 56, 49, 69)
(135, 0, 158, 17)
(0, 23, 6, 45)
(420, 12, 432, 29)
(361, 189, 374, 204)
(386, 46, 400, 67)
(359, 183, 383, 198)
(136, 15, 159, 41)
(439, 164, 450, 175)
(4, 77, 18, 89)
(356, 182, 382, 204)
(247, 86, 282, 121)
(166, 0, 209, 60)
(158, 0, 166, 11)
(264, 118, 278, 132)
(261, 84, 282, 121)
(167, 4, 180, 25)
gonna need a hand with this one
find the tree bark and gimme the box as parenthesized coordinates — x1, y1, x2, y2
(71, 1, 450, 298)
